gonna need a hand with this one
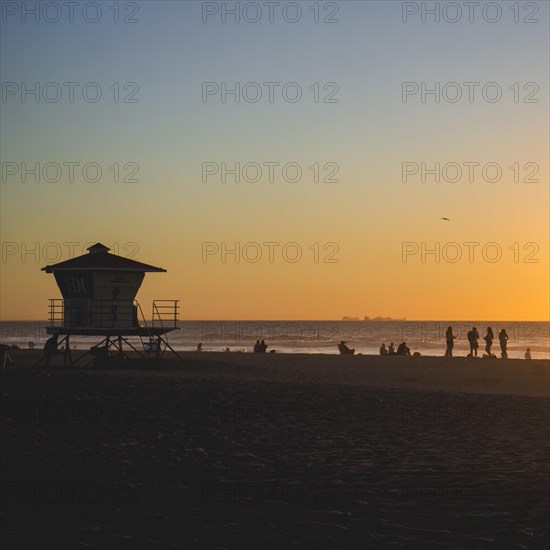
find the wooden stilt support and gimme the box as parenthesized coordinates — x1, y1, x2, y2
(63, 336, 73, 367)
(158, 336, 185, 363)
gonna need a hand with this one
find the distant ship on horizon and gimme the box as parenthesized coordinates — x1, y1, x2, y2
(342, 316, 406, 321)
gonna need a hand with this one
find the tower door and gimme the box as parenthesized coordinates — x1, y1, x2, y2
(65, 300, 89, 328)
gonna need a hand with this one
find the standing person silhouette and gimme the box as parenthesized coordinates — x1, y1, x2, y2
(499, 329, 509, 359)
(445, 326, 456, 357)
(43, 334, 59, 367)
(467, 327, 480, 357)
(484, 327, 494, 357)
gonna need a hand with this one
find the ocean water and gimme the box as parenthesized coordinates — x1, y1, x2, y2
(1, 320, 548, 360)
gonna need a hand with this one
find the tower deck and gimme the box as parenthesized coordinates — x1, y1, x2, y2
(45, 326, 179, 337)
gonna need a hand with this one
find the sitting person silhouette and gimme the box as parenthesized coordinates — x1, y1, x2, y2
(397, 342, 411, 356)
(338, 340, 355, 355)
(379, 343, 388, 355)
(144, 337, 155, 352)
(253, 340, 260, 353)
(525, 348, 532, 360)
(258, 340, 268, 353)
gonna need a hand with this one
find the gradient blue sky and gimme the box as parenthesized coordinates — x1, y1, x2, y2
(1, 1, 549, 320)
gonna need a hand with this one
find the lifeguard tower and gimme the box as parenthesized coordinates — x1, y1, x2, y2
(39, 243, 181, 366)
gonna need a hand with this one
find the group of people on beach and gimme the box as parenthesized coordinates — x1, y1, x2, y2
(379, 342, 412, 356)
(253, 340, 268, 353)
(374, 326, 533, 359)
(342, 340, 414, 356)
(445, 326, 514, 359)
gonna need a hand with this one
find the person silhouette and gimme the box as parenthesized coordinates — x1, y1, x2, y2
(144, 337, 155, 352)
(253, 340, 260, 353)
(259, 340, 268, 353)
(379, 343, 388, 355)
(388, 342, 396, 355)
(197, 342, 203, 352)
(525, 348, 532, 360)
(445, 326, 456, 357)
(467, 326, 480, 357)
(43, 334, 59, 366)
(484, 327, 494, 357)
(498, 329, 509, 358)
(397, 342, 411, 356)
(337, 340, 355, 355)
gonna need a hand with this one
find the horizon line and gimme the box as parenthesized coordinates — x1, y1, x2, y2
(1, 318, 549, 323)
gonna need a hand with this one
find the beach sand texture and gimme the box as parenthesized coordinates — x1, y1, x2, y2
(1, 351, 549, 549)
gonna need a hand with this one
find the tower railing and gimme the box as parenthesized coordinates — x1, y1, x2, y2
(48, 299, 64, 326)
(89, 300, 138, 329)
(47, 298, 179, 330)
(47, 299, 137, 329)
(152, 300, 179, 330)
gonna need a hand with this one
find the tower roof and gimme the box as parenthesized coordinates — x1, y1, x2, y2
(87, 243, 110, 253)
(41, 243, 166, 273)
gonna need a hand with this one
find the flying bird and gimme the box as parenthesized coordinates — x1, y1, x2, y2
(441, 217, 450, 221)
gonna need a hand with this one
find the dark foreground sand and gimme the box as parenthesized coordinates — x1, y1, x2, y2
(1, 351, 549, 549)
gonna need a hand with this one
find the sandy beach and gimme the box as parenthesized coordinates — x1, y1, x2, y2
(2, 351, 549, 549)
